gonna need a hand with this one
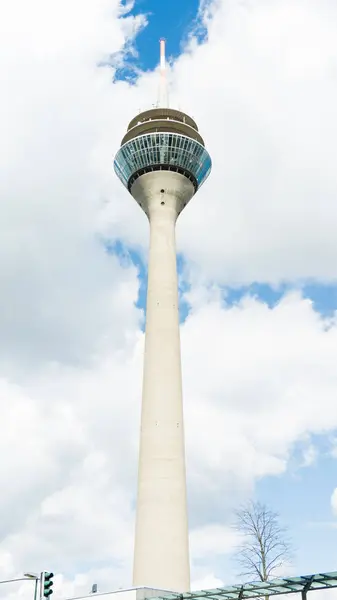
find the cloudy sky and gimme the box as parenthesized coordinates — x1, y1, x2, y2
(1, 0, 337, 598)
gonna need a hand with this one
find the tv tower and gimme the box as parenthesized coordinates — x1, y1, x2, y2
(114, 40, 212, 593)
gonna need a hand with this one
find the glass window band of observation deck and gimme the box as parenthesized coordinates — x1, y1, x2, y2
(121, 119, 204, 146)
(114, 132, 212, 191)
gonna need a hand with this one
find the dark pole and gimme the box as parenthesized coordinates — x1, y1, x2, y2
(33, 578, 39, 600)
(301, 576, 315, 600)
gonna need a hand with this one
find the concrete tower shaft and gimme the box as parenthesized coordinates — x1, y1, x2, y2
(113, 41, 211, 594)
(131, 171, 193, 592)
(130, 169, 195, 219)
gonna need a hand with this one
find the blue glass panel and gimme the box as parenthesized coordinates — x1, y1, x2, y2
(114, 132, 212, 190)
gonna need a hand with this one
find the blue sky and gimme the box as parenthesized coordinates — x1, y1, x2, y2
(121, 0, 204, 70)
(114, 0, 337, 586)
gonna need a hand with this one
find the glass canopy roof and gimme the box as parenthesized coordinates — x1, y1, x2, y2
(151, 572, 337, 600)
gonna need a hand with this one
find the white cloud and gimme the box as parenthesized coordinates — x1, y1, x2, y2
(191, 573, 224, 591)
(190, 524, 240, 560)
(0, 0, 148, 373)
(300, 443, 318, 468)
(331, 489, 337, 517)
(0, 345, 143, 598)
(182, 291, 337, 522)
(171, 0, 337, 283)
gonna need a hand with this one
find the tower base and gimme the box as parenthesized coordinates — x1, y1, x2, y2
(66, 586, 176, 600)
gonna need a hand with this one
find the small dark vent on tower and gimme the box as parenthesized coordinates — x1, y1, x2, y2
(121, 108, 204, 146)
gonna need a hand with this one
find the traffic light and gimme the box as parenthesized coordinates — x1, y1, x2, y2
(42, 572, 54, 598)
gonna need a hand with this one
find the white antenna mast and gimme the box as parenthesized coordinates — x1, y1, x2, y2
(158, 38, 169, 108)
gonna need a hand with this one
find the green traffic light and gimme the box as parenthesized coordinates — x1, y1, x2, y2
(43, 572, 54, 597)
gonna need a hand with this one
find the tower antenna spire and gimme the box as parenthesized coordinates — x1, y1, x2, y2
(158, 38, 169, 108)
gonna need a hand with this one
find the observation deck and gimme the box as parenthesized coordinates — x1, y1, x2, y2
(114, 107, 212, 193)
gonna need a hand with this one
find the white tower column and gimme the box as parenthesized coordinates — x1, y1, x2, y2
(132, 172, 194, 592)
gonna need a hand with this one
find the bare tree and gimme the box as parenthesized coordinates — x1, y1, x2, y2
(233, 501, 291, 584)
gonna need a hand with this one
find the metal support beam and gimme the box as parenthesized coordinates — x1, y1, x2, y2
(301, 576, 315, 600)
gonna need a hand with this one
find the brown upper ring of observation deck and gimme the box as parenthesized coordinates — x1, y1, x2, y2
(121, 108, 205, 147)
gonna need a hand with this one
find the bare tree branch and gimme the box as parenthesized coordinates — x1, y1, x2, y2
(232, 501, 292, 600)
